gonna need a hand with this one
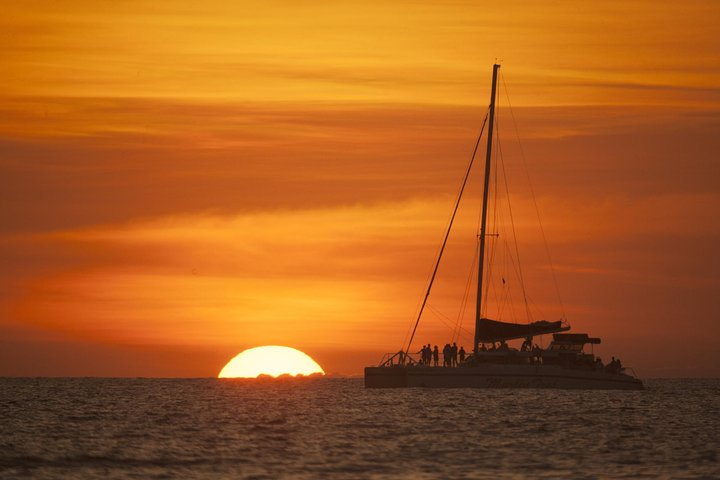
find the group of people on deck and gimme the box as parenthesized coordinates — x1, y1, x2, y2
(600, 357, 625, 373)
(600, 356, 624, 374)
(406, 341, 626, 374)
(418, 343, 466, 367)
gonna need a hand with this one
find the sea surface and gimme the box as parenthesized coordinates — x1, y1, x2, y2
(1, 378, 718, 479)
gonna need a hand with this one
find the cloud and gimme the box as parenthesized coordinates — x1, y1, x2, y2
(4, 185, 718, 362)
(2, 1, 718, 105)
(4, 200, 452, 347)
(2, 98, 718, 238)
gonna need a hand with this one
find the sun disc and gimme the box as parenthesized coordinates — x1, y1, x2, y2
(218, 345, 325, 378)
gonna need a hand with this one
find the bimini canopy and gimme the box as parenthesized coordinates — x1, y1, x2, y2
(476, 318, 569, 343)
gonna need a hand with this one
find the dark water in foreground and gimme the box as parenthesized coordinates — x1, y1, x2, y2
(1, 378, 718, 479)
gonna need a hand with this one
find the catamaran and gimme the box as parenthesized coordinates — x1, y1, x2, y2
(365, 64, 643, 390)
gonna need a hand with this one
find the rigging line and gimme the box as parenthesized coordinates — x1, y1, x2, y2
(400, 211, 467, 348)
(507, 274, 519, 324)
(524, 292, 547, 322)
(404, 110, 489, 355)
(452, 244, 479, 343)
(503, 242, 515, 320)
(502, 240, 519, 322)
(484, 230, 498, 317)
(496, 274, 508, 320)
(400, 113, 487, 351)
(489, 194, 509, 320)
(452, 252, 474, 341)
(400, 276, 433, 349)
(482, 126, 509, 323)
(494, 235, 505, 318)
(500, 230, 531, 320)
(400, 240, 448, 348)
(455, 176, 486, 341)
(400, 282, 431, 350)
(497, 240, 511, 322)
(500, 237, 520, 324)
(489, 206, 506, 320)
(500, 71, 567, 320)
(484, 243, 502, 319)
(497, 132, 533, 323)
(427, 304, 475, 339)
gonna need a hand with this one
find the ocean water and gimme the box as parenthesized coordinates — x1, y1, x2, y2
(1, 378, 718, 479)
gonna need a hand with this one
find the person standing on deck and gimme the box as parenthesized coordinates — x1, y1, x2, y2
(432, 345, 439, 366)
(459, 346, 466, 363)
(451, 343, 458, 367)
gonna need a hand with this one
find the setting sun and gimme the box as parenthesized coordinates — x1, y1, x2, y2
(218, 346, 325, 378)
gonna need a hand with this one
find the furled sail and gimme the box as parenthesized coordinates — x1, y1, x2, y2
(475, 318, 569, 343)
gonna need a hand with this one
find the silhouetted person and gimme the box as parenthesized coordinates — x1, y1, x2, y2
(532, 344, 542, 364)
(451, 342, 458, 367)
(397, 350, 405, 365)
(606, 356, 617, 374)
(521, 336, 532, 352)
(459, 346, 466, 363)
(432, 345, 439, 366)
(480, 343, 487, 352)
(442, 344, 450, 367)
(499, 340, 509, 351)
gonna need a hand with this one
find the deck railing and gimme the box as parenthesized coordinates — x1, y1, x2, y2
(378, 351, 420, 367)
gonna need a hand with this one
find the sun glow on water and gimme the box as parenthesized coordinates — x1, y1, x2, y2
(218, 345, 325, 378)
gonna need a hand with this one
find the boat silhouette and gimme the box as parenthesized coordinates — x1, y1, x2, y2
(365, 64, 643, 390)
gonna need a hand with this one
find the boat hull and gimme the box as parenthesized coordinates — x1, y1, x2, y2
(364, 365, 643, 390)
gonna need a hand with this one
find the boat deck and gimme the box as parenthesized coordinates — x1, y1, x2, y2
(365, 364, 643, 390)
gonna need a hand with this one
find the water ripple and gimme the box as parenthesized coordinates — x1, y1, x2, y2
(0, 378, 718, 479)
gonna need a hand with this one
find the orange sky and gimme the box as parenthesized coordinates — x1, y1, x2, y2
(1, 0, 719, 377)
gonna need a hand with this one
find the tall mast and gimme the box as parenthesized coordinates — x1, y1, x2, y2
(474, 63, 500, 354)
